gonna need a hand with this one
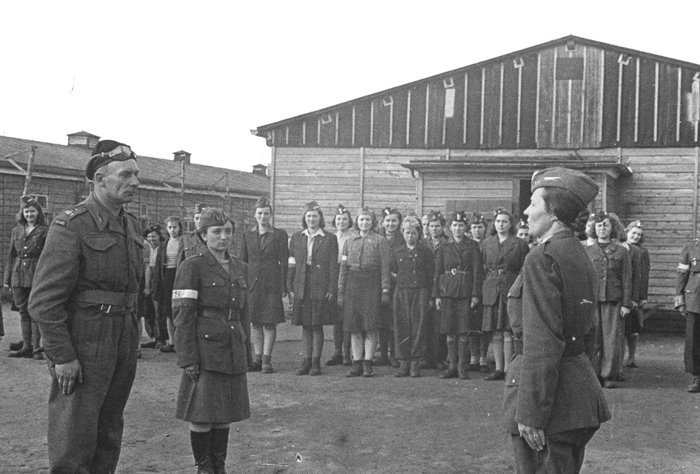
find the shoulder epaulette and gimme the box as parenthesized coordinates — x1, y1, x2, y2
(184, 253, 205, 262)
(56, 205, 88, 222)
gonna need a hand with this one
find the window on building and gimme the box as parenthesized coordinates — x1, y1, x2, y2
(141, 203, 148, 216)
(185, 220, 195, 233)
(31, 194, 49, 209)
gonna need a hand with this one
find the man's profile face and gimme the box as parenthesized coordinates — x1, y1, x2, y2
(97, 159, 139, 205)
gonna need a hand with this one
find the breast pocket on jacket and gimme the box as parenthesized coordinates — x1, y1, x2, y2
(82, 234, 117, 281)
(200, 277, 227, 303)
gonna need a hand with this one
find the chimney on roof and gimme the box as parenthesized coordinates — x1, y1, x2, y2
(173, 150, 191, 164)
(67, 131, 100, 150)
(252, 164, 268, 177)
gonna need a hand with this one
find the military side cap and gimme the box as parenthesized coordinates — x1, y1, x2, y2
(531, 167, 598, 206)
(427, 210, 445, 225)
(199, 208, 231, 228)
(304, 201, 321, 213)
(20, 195, 41, 209)
(470, 212, 485, 225)
(85, 140, 137, 180)
(254, 195, 271, 209)
(451, 210, 470, 224)
(194, 203, 209, 214)
(336, 203, 348, 215)
(356, 206, 376, 220)
(402, 214, 421, 231)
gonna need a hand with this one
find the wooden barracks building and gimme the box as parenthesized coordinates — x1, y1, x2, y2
(253, 35, 700, 327)
(0, 131, 270, 271)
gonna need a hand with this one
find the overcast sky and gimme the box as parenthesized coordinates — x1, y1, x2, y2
(2, 1, 699, 173)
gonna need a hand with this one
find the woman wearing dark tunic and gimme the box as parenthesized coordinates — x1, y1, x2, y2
(4, 195, 49, 359)
(173, 208, 250, 474)
(154, 216, 183, 352)
(481, 209, 529, 381)
(391, 216, 434, 377)
(470, 212, 491, 373)
(433, 210, 484, 379)
(423, 210, 450, 370)
(138, 225, 164, 352)
(337, 207, 391, 377)
(505, 167, 610, 473)
(376, 207, 404, 368)
(288, 202, 339, 376)
(585, 211, 632, 389)
(624, 220, 650, 368)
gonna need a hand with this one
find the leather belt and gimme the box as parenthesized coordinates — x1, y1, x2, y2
(488, 269, 506, 275)
(200, 308, 240, 322)
(512, 337, 585, 357)
(74, 290, 138, 314)
(446, 268, 468, 275)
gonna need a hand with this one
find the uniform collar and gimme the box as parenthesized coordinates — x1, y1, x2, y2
(303, 228, 325, 238)
(86, 193, 126, 233)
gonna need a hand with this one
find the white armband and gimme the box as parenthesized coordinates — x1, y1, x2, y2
(172, 289, 198, 300)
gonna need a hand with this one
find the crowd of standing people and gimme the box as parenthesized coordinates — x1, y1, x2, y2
(4, 138, 700, 474)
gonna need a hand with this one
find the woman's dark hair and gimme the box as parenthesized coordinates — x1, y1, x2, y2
(489, 208, 516, 236)
(625, 220, 645, 245)
(143, 224, 165, 242)
(382, 208, 403, 225)
(588, 210, 619, 240)
(353, 210, 377, 232)
(332, 209, 353, 229)
(301, 208, 326, 230)
(164, 216, 183, 237)
(540, 187, 589, 234)
(18, 204, 46, 226)
(197, 216, 235, 238)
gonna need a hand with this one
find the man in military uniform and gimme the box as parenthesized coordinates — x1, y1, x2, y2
(675, 240, 700, 392)
(29, 140, 143, 474)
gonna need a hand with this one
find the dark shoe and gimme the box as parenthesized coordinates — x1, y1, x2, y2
(617, 373, 627, 382)
(688, 376, 700, 393)
(346, 360, 363, 377)
(440, 368, 458, 379)
(209, 428, 229, 474)
(410, 360, 422, 378)
(480, 364, 490, 373)
(190, 431, 214, 474)
(8, 344, 33, 358)
(249, 358, 263, 372)
(155, 341, 166, 349)
(485, 370, 505, 381)
(394, 360, 410, 377)
(295, 358, 312, 376)
(458, 366, 470, 380)
(33, 351, 45, 360)
(435, 361, 448, 371)
(8, 340, 23, 351)
(159, 344, 175, 353)
(342, 355, 353, 366)
(309, 357, 322, 376)
(141, 340, 157, 349)
(326, 353, 343, 366)
(362, 360, 374, 377)
(390, 357, 400, 369)
(373, 354, 390, 366)
(261, 355, 274, 373)
(466, 363, 480, 372)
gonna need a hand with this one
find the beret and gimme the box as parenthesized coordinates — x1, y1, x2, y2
(194, 203, 209, 214)
(20, 195, 41, 209)
(254, 196, 271, 209)
(531, 167, 598, 206)
(199, 208, 231, 229)
(85, 140, 137, 180)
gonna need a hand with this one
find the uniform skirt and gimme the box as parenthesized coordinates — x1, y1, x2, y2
(292, 265, 335, 326)
(439, 297, 479, 335)
(482, 292, 511, 332)
(625, 308, 642, 334)
(175, 370, 251, 423)
(343, 269, 381, 333)
(249, 287, 286, 325)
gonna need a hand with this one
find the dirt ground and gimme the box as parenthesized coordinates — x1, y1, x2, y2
(2, 301, 700, 474)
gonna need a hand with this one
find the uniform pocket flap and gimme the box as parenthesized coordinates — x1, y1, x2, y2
(83, 235, 116, 252)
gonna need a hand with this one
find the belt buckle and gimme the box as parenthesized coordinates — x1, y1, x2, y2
(451, 268, 458, 276)
(100, 304, 113, 314)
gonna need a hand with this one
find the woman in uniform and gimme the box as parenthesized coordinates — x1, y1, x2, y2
(154, 216, 184, 353)
(585, 211, 632, 388)
(337, 207, 391, 377)
(241, 196, 289, 373)
(624, 220, 650, 369)
(391, 216, 434, 377)
(173, 208, 250, 474)
(432, 211, 484, 379)
(423, 211, 450, 370)
(376, 207, 404, 368)
(505, 167, 610, 473)
(327, 204, 356, 367)
(481, 208, 529, 381)
(287, 202, 339, 376)
(4, 195, 49, 359)
(470, 212, 491, 373)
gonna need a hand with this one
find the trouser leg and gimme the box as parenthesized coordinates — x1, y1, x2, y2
(685, 312, 700, 375)
(511, 427, 597, 474)
(13, 287, 33, 349)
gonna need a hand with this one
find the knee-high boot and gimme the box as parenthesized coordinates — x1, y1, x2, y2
(210, 428, 229, 474)
(190, 431, 214, 474)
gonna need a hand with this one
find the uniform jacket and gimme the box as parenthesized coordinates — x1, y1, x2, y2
(28, 193, 144, 364)
(153, 236, 183, 304)
(676, 240, 700, 312)
(173, 249, 249, 375)
(390, 244, 435, 289)
(625, 242, 643, 304)
(4, 223, 49, 287)
(424, 234, 450, 257)
(178, 231, 206, 264)
(481, 234, 529, 307)
(504, 231, 610, 435)
(338, 231, 392, 293)
(636, 244, 650, 301)
(585, 241, 632, 307)
(432, 238, 484, 300)
(287, 229, 339, 300)
(241, 226, 289, 295)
